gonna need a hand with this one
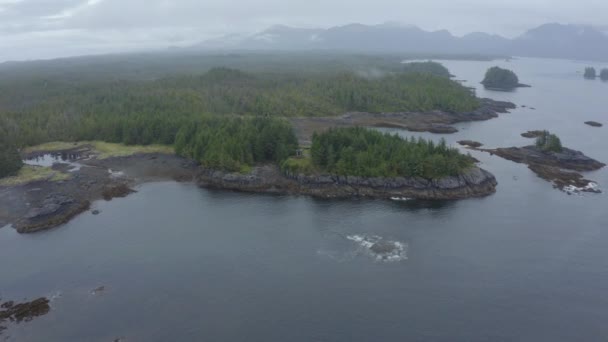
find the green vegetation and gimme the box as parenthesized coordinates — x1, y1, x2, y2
(600, 69, 608, 81)
(584, 67, 597, 79)
(0, 137, 23, 178)
(24, 141, 174, 159)
(0, 66, 480, 148)
(481, 66, 520, 89)
(175, 116, 298, 172)
(535, 131, 563, 153)
(0, 165, 70, 187)
(0, 53, 486, 179)
(305, 127, 473, 179)
(402, 61, 451, 78)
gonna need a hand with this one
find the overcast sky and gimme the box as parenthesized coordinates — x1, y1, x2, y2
(1, 0, 607, 62)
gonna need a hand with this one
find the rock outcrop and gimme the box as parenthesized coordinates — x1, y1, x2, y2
(483, 145, 605, 193)
(585, 121, 603, 127)
(197, 165, 497, 200)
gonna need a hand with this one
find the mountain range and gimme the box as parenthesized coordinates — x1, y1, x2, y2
(195, 23, 608, 61)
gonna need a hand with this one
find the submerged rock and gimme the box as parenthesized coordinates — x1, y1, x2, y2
(347, 235, 408, 262)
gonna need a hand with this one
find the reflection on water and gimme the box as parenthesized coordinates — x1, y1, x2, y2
(24, 153, 83, 172)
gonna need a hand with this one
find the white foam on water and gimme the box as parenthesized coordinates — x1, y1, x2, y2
(563, 182, 601, 195)
(390, 197, 413, 202)
(346, 234, 408, 262)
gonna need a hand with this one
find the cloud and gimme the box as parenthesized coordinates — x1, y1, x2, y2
(1, 0, 608, 61)
(43, 0, 105, 20)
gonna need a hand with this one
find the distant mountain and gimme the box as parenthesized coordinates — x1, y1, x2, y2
(510, 23, 608, 61)
(194, 22, 608, 61)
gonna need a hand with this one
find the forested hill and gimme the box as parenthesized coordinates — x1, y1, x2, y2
(0, 59, 479, 147)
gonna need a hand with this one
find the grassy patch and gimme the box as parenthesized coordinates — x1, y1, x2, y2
(0, 165, 70, 187)
(23, 142, 87, 154)
(91, 142, 174, 159)
(281, 156, 317, 175)
(24, 141, 174, 159)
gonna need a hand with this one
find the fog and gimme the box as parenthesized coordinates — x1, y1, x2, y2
(1, 0, 608, 62)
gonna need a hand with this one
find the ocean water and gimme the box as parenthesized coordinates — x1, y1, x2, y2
(1, 57, 607, 341)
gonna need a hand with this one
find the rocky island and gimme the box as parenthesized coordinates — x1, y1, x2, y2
(481, 66, 530, 91)
(482, 131, 605, 193)
(585, 121, 603, 127)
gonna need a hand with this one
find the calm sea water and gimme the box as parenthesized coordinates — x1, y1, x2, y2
(1, 58, 607, 341)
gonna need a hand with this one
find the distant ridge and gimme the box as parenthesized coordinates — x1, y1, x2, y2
(194, 22, 608, 61)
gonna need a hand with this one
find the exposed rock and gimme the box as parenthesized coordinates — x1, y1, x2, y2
(527, 164, 600, 193)
(0, 297, 50, 325)
(102, 184, 136, 201)
(585, 121, 603, 127)
(457, 140, 483, 148)
(92, 210, 101, 215)
(197, 165, 497, 200)
(521, 130, 545, 138)
(291, 99, 516, 144)
(91, 286, 106, 295)
(15, 195, 91, 234)
(408, 124, 458, 134)
(370, 241, 399, 255)
(489, 146, 605, 172)
(482, 145, 605, 193)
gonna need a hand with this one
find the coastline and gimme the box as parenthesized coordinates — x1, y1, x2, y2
(1, 151, 497, 234)
(197, 164, 497, 200)
(291, 98, 515, 145)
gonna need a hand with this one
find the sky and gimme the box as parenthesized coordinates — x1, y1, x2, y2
(1, 0, 607, 62)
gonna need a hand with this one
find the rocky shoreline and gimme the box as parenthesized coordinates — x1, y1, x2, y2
(481, 145, 605, 193)
(0, 147, 498, 234)
(0, 150, 198, 234)
(291, 98, 516, 145)
(197, 165, 497, 200)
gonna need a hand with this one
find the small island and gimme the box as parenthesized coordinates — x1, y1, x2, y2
(583, 67, 608, 81)
(481, 66, 530, 91)
(482, 131, 605, 193)
(584, 67, 597, 79)
(585, 121, 603, 128)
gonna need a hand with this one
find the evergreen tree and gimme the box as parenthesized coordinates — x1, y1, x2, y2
(535, 131, 563, 153)
(0, 137, 23, 178)
(481, 67, 520, 90)
(600, 68, 608, 81)
(584, 67, 597, 79)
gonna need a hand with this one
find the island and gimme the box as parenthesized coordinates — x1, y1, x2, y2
(481, 131, 605, 193)
(585, 121, 603, 127)
(0, 58, 510, 234)
(584, 67, 597, 79)
(481, 66, 530, 90)
(601, 69, 608, 81)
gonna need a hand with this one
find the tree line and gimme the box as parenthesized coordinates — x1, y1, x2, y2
(0, 66, 480, 148)
(174, 116, 298, 172)
(308, 127, 474, 179)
